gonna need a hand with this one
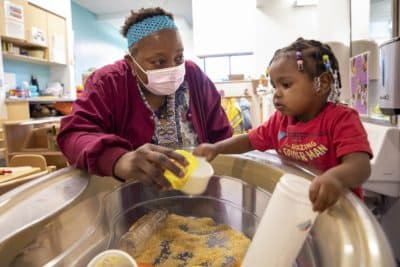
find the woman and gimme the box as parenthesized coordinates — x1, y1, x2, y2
(57, 7, 232, 189)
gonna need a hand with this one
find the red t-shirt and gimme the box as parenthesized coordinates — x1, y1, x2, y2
(249, 103, 373, 198)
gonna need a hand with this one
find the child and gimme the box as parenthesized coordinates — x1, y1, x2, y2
(194, 38, 372, 212)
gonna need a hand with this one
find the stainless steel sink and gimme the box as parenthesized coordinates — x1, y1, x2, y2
(0, 152, 395, 267)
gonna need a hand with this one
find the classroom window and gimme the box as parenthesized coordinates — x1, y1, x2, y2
(199, 53, 255, 81)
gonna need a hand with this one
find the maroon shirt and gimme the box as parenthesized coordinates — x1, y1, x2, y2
(57, 59, 232, 176)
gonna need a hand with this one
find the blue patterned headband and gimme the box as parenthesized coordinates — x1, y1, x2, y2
(127, 15, 177, 47)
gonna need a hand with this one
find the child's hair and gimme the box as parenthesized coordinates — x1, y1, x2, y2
(269, 38, 341, 102)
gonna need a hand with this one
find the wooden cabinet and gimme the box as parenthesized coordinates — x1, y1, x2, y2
(0, 0, 67, 65)
(47, 12, 67, 64)
(25, 3, 48, 47)
(4, 100, 30, 121)
(3, 118, 68, 169)
(0, 0, 29, 40)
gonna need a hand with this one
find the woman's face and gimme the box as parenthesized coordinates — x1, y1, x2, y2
(131, 29, 184, 84)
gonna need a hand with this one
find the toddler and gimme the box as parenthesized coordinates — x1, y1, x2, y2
(194, 38, 372, 212)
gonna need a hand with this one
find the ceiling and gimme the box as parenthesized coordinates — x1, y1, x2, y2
(73, 0, 193, 27)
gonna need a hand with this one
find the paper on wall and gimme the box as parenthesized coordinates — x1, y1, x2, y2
(4, 1, 25, 40)
(50, 34, 66, 64)
(4, 72, 16, 91)
(350, 52, 369, 115)
(31, 27, 46, 46)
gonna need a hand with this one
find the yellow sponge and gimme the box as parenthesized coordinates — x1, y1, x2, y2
(164, 150, 198, 189)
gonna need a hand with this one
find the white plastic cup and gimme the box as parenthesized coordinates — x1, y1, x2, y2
(87, 249, 138, 267)
(180, 156, 214, 195)
(242, 173, 319, 267)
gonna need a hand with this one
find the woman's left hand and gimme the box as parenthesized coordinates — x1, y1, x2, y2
(309, 174, 345, 212)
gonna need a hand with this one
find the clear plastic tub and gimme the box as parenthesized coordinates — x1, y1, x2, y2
(97, 175, 308, 267)
(105, 176, 266, 250)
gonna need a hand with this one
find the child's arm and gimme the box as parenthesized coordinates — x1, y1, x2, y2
(193, 133, 254, 161)
(309, 152, 371, 212)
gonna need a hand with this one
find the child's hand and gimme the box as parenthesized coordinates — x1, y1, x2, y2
(193, 143, 218, 161)
(309, 174, 345, 212)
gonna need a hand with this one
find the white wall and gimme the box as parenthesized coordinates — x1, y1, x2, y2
(369, 0, 392, 43)
(28, 0, 69, 18)
(253, 0, 350, 75)
(174, 17, 196, 63)
(192, 0, 255, 56)
(351, 0, 370, 40)
(253, 0, 318, 74)
(317, 0, 350, 44)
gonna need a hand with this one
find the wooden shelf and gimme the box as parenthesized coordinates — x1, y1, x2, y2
(3, 119, 68, 169)
(3, 52, 48, 65)
(1, 36, 47, 49)
(214, 80, 253, 84)
(9, 151, 63, 156)
(222, 95, 252, 99)
(0, 148, 7, 158)
(7, 152, 67, 169)
(2, 52, 66, 66)
(6, 98, 75, 104)
(27, 97, 75, 103)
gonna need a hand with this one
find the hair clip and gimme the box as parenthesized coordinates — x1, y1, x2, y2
(322, 54, 332, 71)
(296, 51, 304, 71)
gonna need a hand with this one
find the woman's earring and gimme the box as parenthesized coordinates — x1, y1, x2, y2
(313, 77, 321, 92)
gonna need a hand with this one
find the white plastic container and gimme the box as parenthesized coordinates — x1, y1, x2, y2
(180, 156, 214, 195)
(242, 173, 319, 267)
(87, 249, 137, 267)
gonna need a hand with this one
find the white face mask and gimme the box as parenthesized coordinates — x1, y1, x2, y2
(131, 56, 185, 95)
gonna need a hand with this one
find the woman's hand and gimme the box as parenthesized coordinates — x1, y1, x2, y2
(193, 143, 219, 161)
(113, 144, 188, 189)
(309, 174, 345, 212)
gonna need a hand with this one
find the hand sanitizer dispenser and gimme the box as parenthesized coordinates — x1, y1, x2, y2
(379, 37, 400, 115)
